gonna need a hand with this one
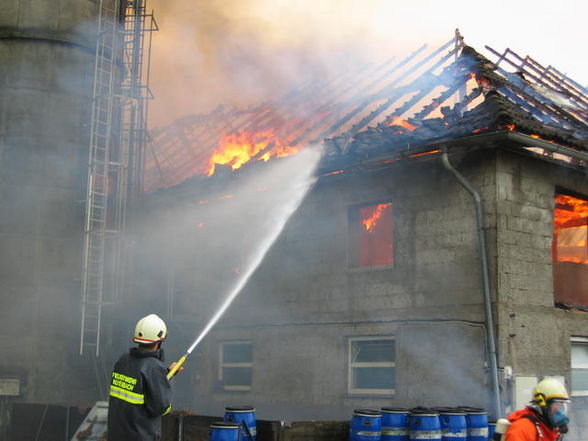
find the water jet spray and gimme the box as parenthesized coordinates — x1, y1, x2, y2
(168, 147, 322, 379)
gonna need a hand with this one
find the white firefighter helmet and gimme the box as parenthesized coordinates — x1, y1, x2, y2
(533, 378, 570, 406)
(533, 378, 571, 429)
(133, 314, 168, 344)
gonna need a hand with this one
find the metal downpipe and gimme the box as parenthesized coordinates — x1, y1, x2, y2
(441, 151, 502, 418)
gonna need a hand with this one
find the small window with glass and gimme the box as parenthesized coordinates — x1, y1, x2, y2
(571, 337, 588, 396)
(219, 341, 252, 391)
(348, 336, 395, 395)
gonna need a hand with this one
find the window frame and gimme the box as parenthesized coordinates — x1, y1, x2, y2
(571, 337, 588, 396)
(348, 200, 394, 269)
(219, 340, 253, 391)
(348, 335, 396, 395)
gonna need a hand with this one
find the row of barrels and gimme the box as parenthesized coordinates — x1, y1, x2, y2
(350, 407, 494, 441)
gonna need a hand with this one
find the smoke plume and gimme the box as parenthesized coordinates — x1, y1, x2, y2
(146, 0, 429, 127)
(146, 0, 588, 129)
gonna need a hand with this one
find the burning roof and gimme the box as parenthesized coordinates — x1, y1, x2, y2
(144, 31, 588, 193)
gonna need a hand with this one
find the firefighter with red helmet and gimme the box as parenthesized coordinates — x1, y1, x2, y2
(505, 378, 571, 441)
(108, 314, 182, 441)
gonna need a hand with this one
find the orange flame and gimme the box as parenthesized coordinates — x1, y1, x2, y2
(361, 203, 392, 232)
(207, 129, 300, 175)
(472, 127, 489, 134)
(554, 194, 588, 264)
(388, 115, 416, 131)
(409, 149, 441, 158)
(321, 170, 345, 177)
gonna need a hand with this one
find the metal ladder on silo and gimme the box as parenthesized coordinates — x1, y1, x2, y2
(120, 1, 157, 196)
(80, 0, 120, 356)
(81, 0, 157, 356)
(105, 1, 158, 307)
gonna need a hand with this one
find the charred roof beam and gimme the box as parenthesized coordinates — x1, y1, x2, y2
(318, 39, 459, 144)
(291, 44, 429, 146)
(343, 53, 461, 141)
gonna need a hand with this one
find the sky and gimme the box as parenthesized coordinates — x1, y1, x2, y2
(146, 0, 588, 129)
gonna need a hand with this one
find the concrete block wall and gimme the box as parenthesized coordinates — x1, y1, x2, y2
(228, 152, 494, 326)
(494, 150, 588, 377)
(188, 321, 488, 421)
(492, 150, 588, 440)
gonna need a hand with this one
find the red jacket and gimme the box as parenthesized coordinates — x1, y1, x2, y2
(505, 408, 561, 441)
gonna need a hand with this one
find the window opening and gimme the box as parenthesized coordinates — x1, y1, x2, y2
(349, 202, 393, 267)
(219, 341, 252, 391)
(348, 336, 395, 394)
(553, 193, 588, 306)
(571, 338, 588, 396)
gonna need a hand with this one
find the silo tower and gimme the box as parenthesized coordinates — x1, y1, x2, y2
(0, 0, 155, 405)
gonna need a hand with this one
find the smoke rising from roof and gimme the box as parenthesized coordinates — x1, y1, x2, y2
(147, 0, 424, 128)
(147, 0, 588, 130)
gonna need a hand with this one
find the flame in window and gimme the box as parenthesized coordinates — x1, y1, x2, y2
(361, 203, 392, 232)
(355, 202, 393, 268)
(553, 194, 588, 264)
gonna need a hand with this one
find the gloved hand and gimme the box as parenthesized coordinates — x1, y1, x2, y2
(168, 362, 185, 374)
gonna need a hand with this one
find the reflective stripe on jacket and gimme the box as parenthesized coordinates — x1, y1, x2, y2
(108, 347, 172, 441)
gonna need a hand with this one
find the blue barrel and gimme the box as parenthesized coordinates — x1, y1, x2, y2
(210, 422, 240, 441)
(488, 421, 496, 441)
(435, 408, 467, 441)
(381, 408, 409, 441)
(409, 408, 441, 441)
(458, 408, 488, 441)
(224, 406, 256, 441)
(350, 409, 382, 441)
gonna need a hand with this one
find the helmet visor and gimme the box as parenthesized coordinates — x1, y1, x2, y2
(548, 399, 570, 428)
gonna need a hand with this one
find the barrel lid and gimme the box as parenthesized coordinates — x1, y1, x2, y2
(354, 409, 381, 416)
(381, 407, 409, 413)
(457, 406, 487, 414)
(211, 421, 241, 429)
(434, 407, 466, 415)
(225, 406, 256, 412)
(410, 407, 438, 416)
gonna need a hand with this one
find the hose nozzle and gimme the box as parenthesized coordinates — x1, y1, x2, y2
(167, 354, 188, 380)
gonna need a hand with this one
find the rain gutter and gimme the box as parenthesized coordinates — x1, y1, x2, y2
(503, 131, 588, 164)
(441, 150, 502, 420)
(346, 130, 588, 172)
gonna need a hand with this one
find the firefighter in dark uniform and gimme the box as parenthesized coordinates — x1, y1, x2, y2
(108, 314, 182, 441)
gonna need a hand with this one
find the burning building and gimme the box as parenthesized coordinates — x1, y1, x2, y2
(131, 31, 588, 436)
(1, 0, 588, 438)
